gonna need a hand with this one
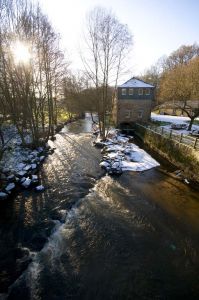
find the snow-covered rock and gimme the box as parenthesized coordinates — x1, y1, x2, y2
(97, 130, 160, 174)
(31, 164, 37, 170)
(31, 150, 39, 157)
(23, 165, 32, 172)
(7, 174, 15, 181)
(129, 151, 144, 162)
(0, 192, 8, 200)
(27, 154, 34, 161)
(37, 147, 44, 153)
(16, 170, 27, 177)
(39, 156, 45, 162)
(100, 161, 110, 169)
(32, 175, 39, 183)
(32, 157, 40, 163)
(21, 178, 32, 188)
(35, 185, 45, 192)
(5, 182, 15, 193)
(20, 177, 26, 183)
(16, 163, 26, 171)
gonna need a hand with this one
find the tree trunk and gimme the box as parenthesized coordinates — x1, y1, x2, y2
(188, 117, 194, 131)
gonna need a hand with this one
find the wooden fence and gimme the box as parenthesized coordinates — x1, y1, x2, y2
(136, 123, 199, 151)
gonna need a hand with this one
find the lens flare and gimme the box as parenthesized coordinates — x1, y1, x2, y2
(12, 41, 31, 64)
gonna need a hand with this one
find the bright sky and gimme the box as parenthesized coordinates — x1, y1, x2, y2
(38, 0, 199, 78)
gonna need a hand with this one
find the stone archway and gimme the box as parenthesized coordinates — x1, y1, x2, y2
(119, 122, 134, 135)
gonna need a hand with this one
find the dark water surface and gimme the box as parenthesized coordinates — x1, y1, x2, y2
(0, 115, 199, 300)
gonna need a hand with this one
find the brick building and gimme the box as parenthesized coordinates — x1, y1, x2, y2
(113, 77, 155, 127)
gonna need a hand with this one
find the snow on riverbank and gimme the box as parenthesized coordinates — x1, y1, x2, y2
(95, 130, 160, 175)
(0, 125, 52, 200)
(151, 112, 199, 124)
(151, 113, 199, 135)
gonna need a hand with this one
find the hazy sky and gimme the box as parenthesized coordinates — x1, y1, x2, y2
(38, 0, 199, 77)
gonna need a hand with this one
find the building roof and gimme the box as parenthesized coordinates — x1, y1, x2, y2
(119, 77, 154, 88)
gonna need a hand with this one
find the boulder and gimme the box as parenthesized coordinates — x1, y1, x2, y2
(23, 165, 32, 172)
(31, 175, 39, 184)
(27, 154, 34, 161)
(31, 150, 39, 157)
(0, 192, 8, 200)
(7, 174, 15, 182)
(20, 177, 26, 183)
(5, 182, 15, 193)
(35, 185, 45, 192)
(16, 163, 26, 171)
(100, 161, 110, 169)
(16, 170, 27, 177)
(37, 147, 44, 153)
(94, 141, 105, 148)
(21, 178, 32, 189)
(31, 164, 37, 170)
(39, 156, 45, 162)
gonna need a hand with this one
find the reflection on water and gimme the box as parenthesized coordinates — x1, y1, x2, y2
(1, 114, 199, 299)
(62, 114, 96, 134)
(21, 175, 199, 300)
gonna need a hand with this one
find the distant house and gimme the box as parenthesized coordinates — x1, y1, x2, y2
(113, 77, 155, 128)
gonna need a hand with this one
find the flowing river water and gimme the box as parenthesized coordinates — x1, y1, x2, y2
(0, 115, 199, 300)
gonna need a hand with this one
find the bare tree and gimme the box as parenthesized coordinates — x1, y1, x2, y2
(162, 44, 199, 71)
(0, 0, 67, 146)
(82, 7, 133, 139)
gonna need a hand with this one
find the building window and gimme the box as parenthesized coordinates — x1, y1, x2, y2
(121, 88, 126, 95)
(125, 110, 131, 118)
(144, 88, 150, 95)
(138, 88, 143, 95)
(129, 88, 134, 95)
(138, 110, 144, 118)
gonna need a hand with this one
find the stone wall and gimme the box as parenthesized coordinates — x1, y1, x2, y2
(116, 99, 152, 125)
(135, 124, 199, 182)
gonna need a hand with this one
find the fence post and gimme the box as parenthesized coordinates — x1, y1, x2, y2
(179, 133, 183, 143)
(194, 138, 198, 149)
(169, 130, 172, 139)
(161, 127, 164, 135)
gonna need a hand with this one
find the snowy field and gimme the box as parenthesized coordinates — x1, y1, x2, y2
(151, 113, 199, 135)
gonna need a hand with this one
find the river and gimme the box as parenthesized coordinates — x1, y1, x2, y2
(0, 114, 199, 300)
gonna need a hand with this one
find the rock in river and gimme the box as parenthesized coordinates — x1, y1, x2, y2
(0, 192, 8, 200)
(5, 182, 15, 193)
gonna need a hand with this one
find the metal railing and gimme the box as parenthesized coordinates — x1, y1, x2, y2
(136, 123, 199, 151)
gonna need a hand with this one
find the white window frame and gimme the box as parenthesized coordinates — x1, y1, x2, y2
(138, 88, 143, 95)
(129, 88, 134, 95)
(121, 88, 126, 95)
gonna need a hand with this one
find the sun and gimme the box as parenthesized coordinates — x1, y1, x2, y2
(12, 41, 31, 64)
